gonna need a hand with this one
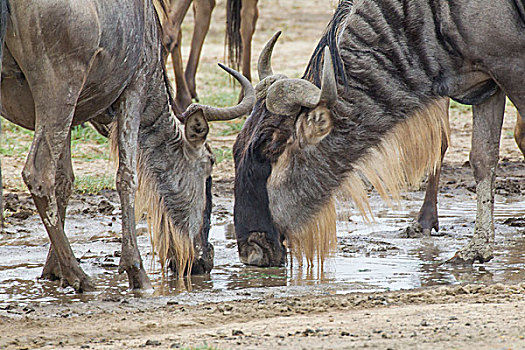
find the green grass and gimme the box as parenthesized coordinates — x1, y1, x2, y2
(217, 119, 246, 136)
(1, 119, 110, 160)
(0, 121, 33, 156)
(74, 174, 115, 194)
(213, 146, 233, 164)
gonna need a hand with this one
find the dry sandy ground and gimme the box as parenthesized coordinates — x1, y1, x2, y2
(1, 284, 524, 349)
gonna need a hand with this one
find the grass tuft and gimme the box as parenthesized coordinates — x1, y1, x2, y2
(74, 174, 115, 194)
(213, 147, 233, 164)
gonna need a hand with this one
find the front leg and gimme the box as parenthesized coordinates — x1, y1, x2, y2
(114, 88, 152, 290)
(449, 89, 505, 264)
(41, 133, 75, 281)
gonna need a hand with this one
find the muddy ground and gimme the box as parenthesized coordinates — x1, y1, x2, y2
(1, 0, 525, 349)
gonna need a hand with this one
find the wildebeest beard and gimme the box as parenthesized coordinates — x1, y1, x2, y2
(235, 89, 449, 267)
(233, 0, 458, 267)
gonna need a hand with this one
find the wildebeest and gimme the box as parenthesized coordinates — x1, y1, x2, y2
(0, 0, 255, 291)
(233, 0, 525, 267)
(160, 0, 259, 110)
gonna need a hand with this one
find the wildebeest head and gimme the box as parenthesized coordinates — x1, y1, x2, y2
(134, 64, 255, 277)
(233, 32, 338, 267)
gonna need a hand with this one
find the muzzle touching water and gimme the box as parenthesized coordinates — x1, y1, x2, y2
(190, 241, 215, 274)
(237, 231, 286, 267)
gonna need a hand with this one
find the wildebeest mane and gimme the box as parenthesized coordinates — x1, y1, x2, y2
(302, 0, 352, 87)
(151, 0, 180, 118)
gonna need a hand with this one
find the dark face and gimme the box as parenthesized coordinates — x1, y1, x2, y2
(233, 102, 290, 267)
(233, 100, 335, 267)
(233, 35, 338, 267)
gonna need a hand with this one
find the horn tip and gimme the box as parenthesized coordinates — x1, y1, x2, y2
(271, 31, 282, 43)
(217, 62, 233, 75)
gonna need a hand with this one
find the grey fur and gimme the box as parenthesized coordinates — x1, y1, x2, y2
(0, 0, 217, 290)
(235, 0, 525, 265)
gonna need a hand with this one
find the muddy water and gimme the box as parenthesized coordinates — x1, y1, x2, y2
(0, 188, 524, 307)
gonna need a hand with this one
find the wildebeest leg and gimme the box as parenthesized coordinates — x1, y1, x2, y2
(22, 94, 94, 292)
(185, 0, 216, 101)
(165, 0, 193, 112)
(163, 0, 192, 52)
(405, 132, 448, 238)
(173, 31, 193, 113)
(41, 134, 74, 281)
(114, 86, 152, 290)
(515, 111, 525, 158)
(449, 89, 505, 264)
(239, 0, 258, 82)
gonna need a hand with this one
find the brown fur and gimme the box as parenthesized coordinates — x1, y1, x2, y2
(339, 99, 450, 219)
(286, 197, 337, 267)
(109, 124, 195, 277)
(271, 99, 449, 267)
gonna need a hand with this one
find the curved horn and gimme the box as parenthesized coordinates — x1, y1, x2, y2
(182, 63, 255, 122)
(265, 46, 338, 116)
(266, 79, 320, 116)
(319, 47, 337, 106)
(258, 31, 281, 81)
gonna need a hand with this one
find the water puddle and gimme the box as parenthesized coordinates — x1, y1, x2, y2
(0, 189, 524, 307)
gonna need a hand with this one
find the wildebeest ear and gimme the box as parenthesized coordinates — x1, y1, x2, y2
(184, 109, 209, 147)
(296, 106, 333, 146)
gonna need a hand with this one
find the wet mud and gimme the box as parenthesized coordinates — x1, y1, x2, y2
(0, 160, 523, 308)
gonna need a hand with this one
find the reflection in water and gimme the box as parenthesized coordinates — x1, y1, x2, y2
(227, 266, 287, 290)
(0, 194, 524, 306)
(413, 241, 451, 287)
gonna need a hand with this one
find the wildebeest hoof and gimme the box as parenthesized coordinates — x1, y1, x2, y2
(446, 244, 494, 265)
(402, 221, 432, 238)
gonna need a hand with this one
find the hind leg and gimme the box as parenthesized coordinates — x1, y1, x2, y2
(41, 133, 74, 281)
(449, 89, 505, 264)
(185, 0, 215, 101)
(405, 132, 448, 237)
(239, 0, 258, 82)
(405, 101, 450, 238)
(172, 31, 193, 112)
(165, 0, 193, 112)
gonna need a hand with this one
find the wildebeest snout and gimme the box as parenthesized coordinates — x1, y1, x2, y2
(238, 231, 286, 267)
(191, 242, 215, 275)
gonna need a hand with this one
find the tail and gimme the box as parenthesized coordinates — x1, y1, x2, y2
(225, 0, 242, 70)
